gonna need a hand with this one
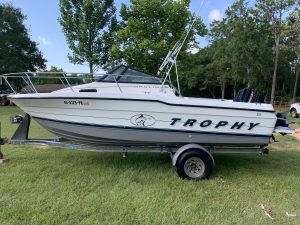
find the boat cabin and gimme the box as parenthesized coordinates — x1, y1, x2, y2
(54, 65, 176, 96)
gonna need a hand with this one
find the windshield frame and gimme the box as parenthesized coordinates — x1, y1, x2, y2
(98, 65, 164, 85)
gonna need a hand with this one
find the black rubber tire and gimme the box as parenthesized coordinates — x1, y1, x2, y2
(176, 149, 213, 180)
(290, 108, 298, 118)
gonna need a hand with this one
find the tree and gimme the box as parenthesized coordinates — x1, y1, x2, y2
(286, 8, 300, 102)
(180, 0, 297, 100)
(111, 0, 207, 74)
(226, 1, 270, 87)
(59, 0, 117, 73)
(34, 66, 64, 85)
(0, 3, 46, 74)
(178, 47, 217, 98)
(208, 0, 277, 99)
(255, 0, 296, 104)
(48, 66, 64, 72)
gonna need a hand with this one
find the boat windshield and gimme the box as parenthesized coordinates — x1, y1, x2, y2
(98, 65, 163, 84)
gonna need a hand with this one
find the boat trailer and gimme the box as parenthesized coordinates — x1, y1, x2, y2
(0, 114, 268, 179)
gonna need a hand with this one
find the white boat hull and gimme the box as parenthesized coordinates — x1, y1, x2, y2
(10, 93, 277, 147)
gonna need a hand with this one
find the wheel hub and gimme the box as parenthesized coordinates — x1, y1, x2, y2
(184, 157, 205, 178)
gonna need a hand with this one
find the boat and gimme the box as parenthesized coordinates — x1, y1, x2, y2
(2, 62, 294, 181)
(1, 65, 281, 147)
(0, 18, 292, 180)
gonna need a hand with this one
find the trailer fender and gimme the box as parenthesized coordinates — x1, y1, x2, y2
(172, 144, 215, 166)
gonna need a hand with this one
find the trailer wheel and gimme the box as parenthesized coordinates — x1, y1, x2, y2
(176, 149, 213, 180)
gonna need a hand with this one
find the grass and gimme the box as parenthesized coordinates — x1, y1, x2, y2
(0, 106, 300, 225)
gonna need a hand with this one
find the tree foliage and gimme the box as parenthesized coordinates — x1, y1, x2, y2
(285, 8, 300, 101)
(34, 66, 64, 85)
(181, 0, 298, 102)
(111, 0, 207, 74)
(0, 3, 46, 74)
(254, 0, 296, 104)
(178, 47, 219, 98)
(205, 0, 274, 98)
(59, 0, 117, 73)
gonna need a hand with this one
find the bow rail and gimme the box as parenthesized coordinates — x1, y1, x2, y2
(0, 71, 166, 95)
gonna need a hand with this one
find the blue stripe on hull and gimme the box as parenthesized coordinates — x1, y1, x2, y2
(33, 116, 271, 147)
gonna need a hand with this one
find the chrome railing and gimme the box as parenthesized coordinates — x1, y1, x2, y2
(0, 72, 164, 94)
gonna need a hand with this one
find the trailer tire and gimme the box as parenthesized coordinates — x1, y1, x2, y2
(176, 149, 213, 180)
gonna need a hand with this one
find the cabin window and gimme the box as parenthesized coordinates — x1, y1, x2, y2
(98, 65, 163, 84)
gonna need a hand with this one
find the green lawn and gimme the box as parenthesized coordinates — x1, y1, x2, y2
(0, 106, 300, 225)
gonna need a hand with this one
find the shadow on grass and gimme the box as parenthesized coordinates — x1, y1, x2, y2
(7, 145, 299, 181)
(11, 147, 175, 177)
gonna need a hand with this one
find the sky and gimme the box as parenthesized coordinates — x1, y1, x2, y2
(0, 0, 236, 73)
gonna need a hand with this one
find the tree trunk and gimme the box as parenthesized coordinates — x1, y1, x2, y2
(292, 54, 300, 103)
(89, 63, 93, 74)
(233, 82, 236, 98)
(264, 89, 269, 103)
(88, 27, 93, 74)
(221, 83, 225, 99)
(270, 29, 281, 105)
(208, 88, 215, 99)
(246, 65, 252, 88)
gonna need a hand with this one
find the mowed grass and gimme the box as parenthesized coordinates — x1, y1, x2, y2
(0, 106, 300, 225)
